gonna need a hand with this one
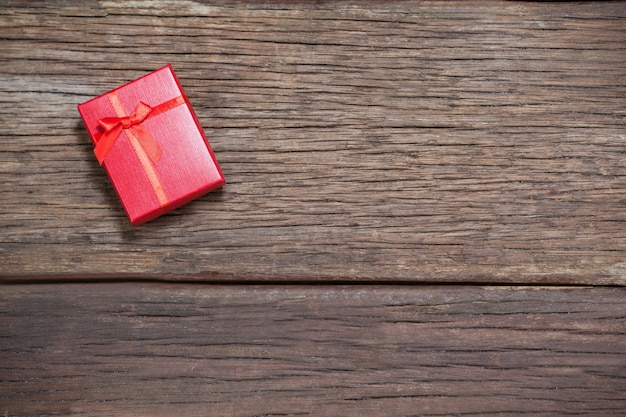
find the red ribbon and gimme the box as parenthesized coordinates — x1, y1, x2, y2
(94, 95, 185, 165)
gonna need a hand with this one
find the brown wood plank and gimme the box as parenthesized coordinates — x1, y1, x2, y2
(0, 283, 624, 416)
(1, 1, 625, 284)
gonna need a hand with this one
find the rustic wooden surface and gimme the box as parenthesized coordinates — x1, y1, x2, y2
(0, 1, 625, 415)
(1, 0, 625, 284)
(1, 284, 625, 416)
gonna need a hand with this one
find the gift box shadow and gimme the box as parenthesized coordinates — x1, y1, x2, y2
(74, 121, 227, 238)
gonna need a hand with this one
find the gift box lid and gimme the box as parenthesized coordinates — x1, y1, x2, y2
(78, 65, 225, 226)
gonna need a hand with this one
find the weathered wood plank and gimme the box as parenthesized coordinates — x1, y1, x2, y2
(0, 283, 624, 416)
(1, 1, 625, 283)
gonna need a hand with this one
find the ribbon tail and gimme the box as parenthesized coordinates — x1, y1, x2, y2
(131, 124, 162, 165)
(94, 124, 123, 165)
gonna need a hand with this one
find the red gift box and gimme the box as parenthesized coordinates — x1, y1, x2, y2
(78, 65, 225, 226)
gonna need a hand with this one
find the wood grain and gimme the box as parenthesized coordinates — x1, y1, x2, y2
(0, 283, 624, 416)
(1, 1, 625, 283)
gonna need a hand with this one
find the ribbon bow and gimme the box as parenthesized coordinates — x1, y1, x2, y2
(94, 96, 185, 165)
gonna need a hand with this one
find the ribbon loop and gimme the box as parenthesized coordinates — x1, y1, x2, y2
(126, 101, 152, 127)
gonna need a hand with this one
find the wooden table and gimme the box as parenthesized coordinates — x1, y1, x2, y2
(1, 1, 624, 415)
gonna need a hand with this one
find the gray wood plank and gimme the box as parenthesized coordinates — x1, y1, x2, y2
(1, 283, 624, 416)
(1, 1, 625, 284)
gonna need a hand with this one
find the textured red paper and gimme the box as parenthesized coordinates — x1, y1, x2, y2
(78, 65, 225, 226)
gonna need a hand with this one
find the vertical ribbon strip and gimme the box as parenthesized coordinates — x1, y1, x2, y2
(94, 93, 185, 207)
